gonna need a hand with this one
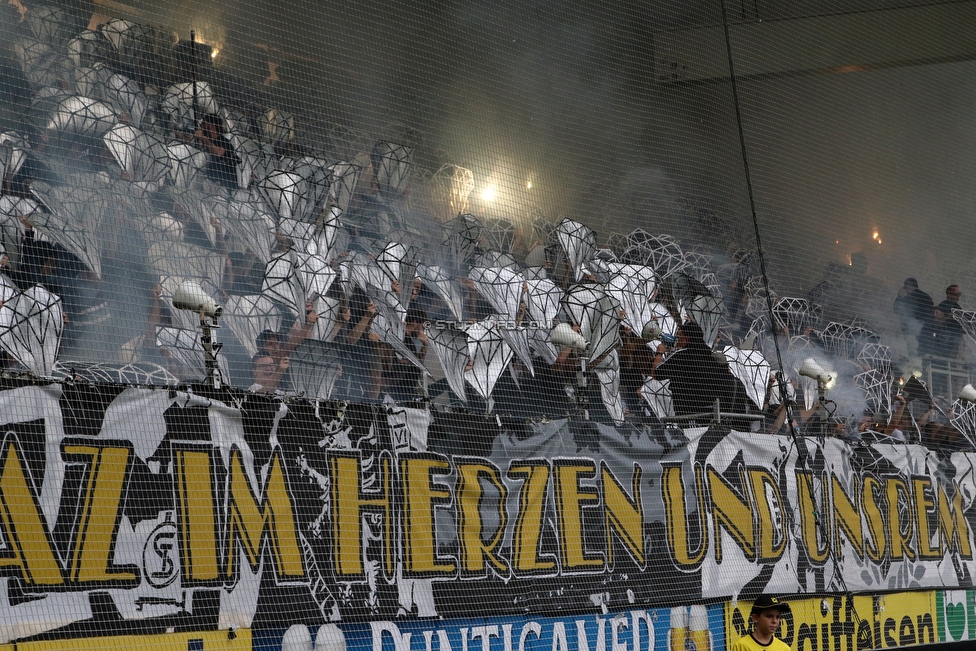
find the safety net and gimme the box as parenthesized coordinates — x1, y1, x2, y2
(0, 0, 974, 650)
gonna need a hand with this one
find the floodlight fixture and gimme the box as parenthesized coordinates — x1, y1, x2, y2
(799, 357, 836, 387)
(551, 323, 587, 350)
(961, 384, 976, 403)
(170, 280, 223, 387)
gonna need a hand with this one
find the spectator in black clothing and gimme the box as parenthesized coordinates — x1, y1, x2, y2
(935, 285, 964, 358)
(652, 321, 747, 421)
(194, 114, 239, 189)
(386, 308, 429, 401)
(894, 277, 934, 339)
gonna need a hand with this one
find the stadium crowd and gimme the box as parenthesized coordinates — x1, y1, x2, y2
(0, 3, 973, 449)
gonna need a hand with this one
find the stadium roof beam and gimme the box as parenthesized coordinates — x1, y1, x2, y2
(653, 1, 976, 84)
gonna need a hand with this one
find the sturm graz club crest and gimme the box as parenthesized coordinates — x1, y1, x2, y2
(143, 514, 179, 588)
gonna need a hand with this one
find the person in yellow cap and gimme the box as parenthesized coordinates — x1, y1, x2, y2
(731, 596, 791, 651)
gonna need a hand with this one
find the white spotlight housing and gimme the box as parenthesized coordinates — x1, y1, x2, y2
(799, 357, 835, 386)
(959, 384, 976, 403)
(173, 280, 222, 318)
(551, 323, 587, 350)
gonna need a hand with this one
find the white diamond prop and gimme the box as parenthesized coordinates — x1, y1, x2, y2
(556, 218, 596, 282)
(820, 322, 878, 360)
(524, 278, 562, 327)
(427, 325, 469, 403)
(99, 71, 148, 128)
(328, 160, 363, 214)
(491, 319, 534, 377)
(562, 285, 620, 364)
(605, 263, 657, 333)
(688, 294, 724, 349)
(463, 319, 513, 412)
(640, 378, 675, 419)
(481, 219, 516, 254)
(263, 251, 305, 315)
(469, 266, 524, 320)
(950, 401, 976, 448)
(773, 297, 811, 333)
(417, 264, 465, 322)
(297, 251, 336, 302)
(594, 350, 624, 423)
(224, 198, 276, 264)
(277, 218, 316, 251)
(621, 233, 688, 280)
(310, 295, 340, 342)
(348, 253, 392, 293)
(257, 108, 295, 147)
(149, 242, 223, 297)
(28, 182, 106, 279)
(14, 38, 72, 89)
(953, 309, 976, 346)
(429, 164, 475, 220)
(0, 274, 17, 304)
(290, 340, 343, 400)
(376, 241, 408, 286)
(371, 141, 413, 202)
(103, 124, 170, 183)
(0, 132, 29, 183)
(259, 170, 311, 223)
(854, 369, 892, 418)
(444, 214, 481, 273)
(27, 5, 77, 46)
(0, 285, 63, 376)
(167, 143, 209, 188)
(229, 136, 276, 190)
(857, 342, 892, 376)
(53, 360, 178, 386)
(67, 31, 111, 70)
(223, 295, 281, 358)
(46, 96, 118, 140)
(286, 157, 332, 218)
(0, 196, 39, 265)
(723, 346, 770, 410)
(161, 82, 219, 131)
(100, 19, 157, 70)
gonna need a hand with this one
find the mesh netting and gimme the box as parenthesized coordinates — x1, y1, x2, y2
(0, 0, 974, 649)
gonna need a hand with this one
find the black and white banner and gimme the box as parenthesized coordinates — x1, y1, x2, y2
(1, 383, 975, 643)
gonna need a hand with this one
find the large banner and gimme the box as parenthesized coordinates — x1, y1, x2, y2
(2, 383, 976, 644)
